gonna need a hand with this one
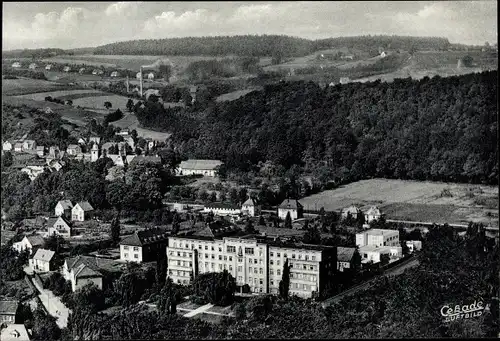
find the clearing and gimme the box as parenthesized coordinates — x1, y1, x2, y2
(2, 78, 69, 96)
(112, 112, 171, 141)
(215, 88, 262, 102)
(13, 89, 104, 101)
(299, 178, 498, 227)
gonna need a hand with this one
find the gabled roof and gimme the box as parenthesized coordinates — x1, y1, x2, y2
(67, 144, 80, 149)
(65, 255, 103, 275)
(75, 201, 94, 212)
(242, 198, 258, 207)
(337, 247, 356, 262)
(57, 200, 73, 210)
(179, 159, 222, 171)
(0, 300, 18, 315)
(365, 206, 381, 215)
(342, 205, 361, 214)
(47, 215, 72, 228)
(36, 146, 45, 151)
(120, 228, 168, 247)
(33, 248, 55, 262)
(25, 234, 44, 247)
(74, 263, 101, 279)
(278, 199, 303, 210)
(193, 222, 239, 239)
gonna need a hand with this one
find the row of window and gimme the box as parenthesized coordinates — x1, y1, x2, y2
(123, 246, 140, 251)
(123, 253, 139, 259)
(269, 251, 317, 261)
(172, 260, 193, 267)
(200, 263, 232, 271)
(169, 269, 191, 277)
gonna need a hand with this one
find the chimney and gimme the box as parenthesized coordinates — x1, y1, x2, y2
(139, 67, 143, 98)
(126, 76, 129, 93)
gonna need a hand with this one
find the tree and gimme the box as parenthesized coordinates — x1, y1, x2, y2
(126, 99, 134, 112)
(1, 151, 13, 168)
(245, 218, 256, 235)
(171, 213, 180, 234)
(32, 306, 61, 341)
(258, 215, 266, 226)
(278, 259, 290, 300)
(209, 191, 217, 202)
(104, 101, 112, 109)
(401, 240, 410, 256)
(43, 234, 65, 254)
(284, 212, 292, 229)
(110, 214, 121, 245)
(198, 190, 209, 202)
(380, 253, 390, 266)
(191, 270, 236, 306)
(156, 250, 168, 289)
(303, 225, 321, 245)
(462, 55, 474, 67)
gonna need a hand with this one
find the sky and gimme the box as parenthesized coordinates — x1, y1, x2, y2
(2, 1, 497, 50)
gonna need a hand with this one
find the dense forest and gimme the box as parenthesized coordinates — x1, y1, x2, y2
(136, 71, 498, 185)
(2, 48, 70, 59)
(92, 35, 451, 57)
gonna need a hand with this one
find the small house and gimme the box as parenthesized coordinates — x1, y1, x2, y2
(340, 77, 350, 84)
(71, 201, 94, 222)
(29, 63, 38, 69)
(66, 144, 82, 156)
(203, 203, 241, 216)
(11, 62, 21, 68)
(364, 206, 382, 223)
(63, 256, 103, 292)
(278, 199, 304, 220)
(36, 146, 45, 157)
(147, 72, 155, 80)
(120, 228, 169, 263)
(63, 66, 71, 72)
(337, 247, 356, 272)
(110, 71, 120, 78)
(44, 107, 54, 114)
(79, 68, 85, 74)
(0, 300, 19, 325)
(380, 51, 387, 58)
(77, 137, 86, 145)
(45, 64, 53, 70)
(136, 72, 142, 79)
(89, 136, 101, 145)
(21, 166, 46, 181)
(47, 216, 72, 238)
(241, 197, 261, 217)
(14, 142, 23, 152)
(406, 240, 423, 253)
(342, 205, 362, 220)
(55, 200, 73, 218)
(22, 140, 36, 151)
(92, 69, 99, 75)
(177, 159, 223, 177)
(30, 248, 56, 273)
(3, 141, 13, 151)
(12, 235, 45, 255)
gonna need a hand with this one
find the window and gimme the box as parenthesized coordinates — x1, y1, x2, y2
(277, 270, 281, 276)
(312, 256, 316, 261)
(177, 260, 181, 265)
(259, 268, 263, 274)
(249, 266, 253, 272)
(169, 251, 173, 256)
(237, 266, 242, 272)
(134, 254, 138, 259)
(123, 246, 129, 250)
(224, 256, 227, 261)
(133, 247, 139, 251)
(303, 284, 308, 290)
(292, 254, 296, 259)
(188, 253, 192, 257)
(189, 262, 192, 267)
(227, 246, 236, 253)
(177, 270, 180, 276)
(270, 280, 274, 285)
(303, 265, 307, 270)
(177, 252, 181, 256)
(270, 252, 274, 257)
(199, 245, 202, 250)
(254, 269, 258, 274)
(260, 279, 263, 285)
(284, 253, 287, 258)
(238, 276, 242, 281)
(277, 260, 280, 266)
(205, 262, 208, 267)
(270, 260, 274, 265)
(219, 255, 222, 260)
(249, 277, 253, 282)
(205, 245, 208, 250)
(124, 253, 128, 258)
(211, 255, 215, 259)
(245, 248, 254, 255)
(211, 263, 214, 269)
(238, 258, 243, 263)
(254, 259, 258, 264)
(298, 254, 302, 259)
(229, 256, 232, 261)
(205, 254, 208, 259)
(211, 246, 214, 251)
(229, 265, 232, 271)
(305, 255, 309, 261)
(270, 269, 274, 275)
(310, 265, 314, 270)
(219, 247, 222, 252)
(183, 252, 186, 257)
(219, 264, 222, 270)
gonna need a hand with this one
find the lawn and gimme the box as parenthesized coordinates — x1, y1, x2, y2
(111, 112, 171, 140)
(2, 78, 68, 96)
(299, 178, 499, 227)
(72, 94, 131, 111)
(13, 89, 104, 101)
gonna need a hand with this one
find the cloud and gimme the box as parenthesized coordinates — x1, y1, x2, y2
(30, 7, 89, 40)
(143, 9, 221, 37)
(105, 2, 141, 17)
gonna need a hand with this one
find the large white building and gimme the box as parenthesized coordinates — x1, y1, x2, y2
(178, 159, 223, 177)
(203, 203, 241, 216)
(356, 229, 402, 264)
(241, 198, 260, 217)
(166, 224, 337, 298)
(119, 228, 169, 263)
(278, 199, 303, 220)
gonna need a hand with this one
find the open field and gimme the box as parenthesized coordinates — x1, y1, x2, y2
(13, 89, 104, 101)
(215, 87, 262, 102)
(112, 112, 171, 140)
(299, 179, 499, 227)
(72, 94, 130, 110)
(2, 78, 69, 96)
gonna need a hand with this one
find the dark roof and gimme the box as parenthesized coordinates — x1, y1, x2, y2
(47, 216, 71, 228)
(337, 247, 356, 262)
(205, 203, 240, 210)
(278, 199, 303, 210)
(66, 255, 122, 275)
(242, 198, 258, 207)
(0, 300, 18, 315)
(120, 228, 169, 247)
(25, 234, 44, 247)
(75, 201, 94, 212)
(179, 159, 222, 171)
(193, 223, 240, 239)
(268, 241, 335, 252)
(57, 200, 73, 210)
(73, 263, 101, 279)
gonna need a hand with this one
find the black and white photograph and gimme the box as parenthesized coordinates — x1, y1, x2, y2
(1, 1, 498, 339)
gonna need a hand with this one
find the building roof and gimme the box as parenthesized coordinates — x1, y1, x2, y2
(365, 206, 381, 216)
(342, 205, 361, 214)
(57, 200, 73, 210)
(65, 255, 124, 275)
(67, 144, 79, 150)
(47, 215, 71, 228)
(120, 228, 169, 247)
(337, 247, 356, 262)
(0, 300, 18, 315)
(179, 159, 222, 171)
(193, 223, 240, 239)
(102, 142, 114, 151)
(278, 199, 303, 210)
(361, 228, 398, 236)
(242, 198, 258, 207)
(75, 201, 94, 212)
(25, 235, 44, 247)
(359, 245, 401, 253)
(32, 248, 55, 262)
(0, 323, 30, 341)
(205, 203, 241, 210)
(73, 263, 101, 279)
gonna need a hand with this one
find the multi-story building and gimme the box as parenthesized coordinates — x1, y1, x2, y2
(356, 229, 399, 247)
(278, 199, 304, 220)
(166, 225, 336, 298)
(119, 228, 169, 263)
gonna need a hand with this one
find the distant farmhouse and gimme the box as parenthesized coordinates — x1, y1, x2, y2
(177, 159, 223, 177)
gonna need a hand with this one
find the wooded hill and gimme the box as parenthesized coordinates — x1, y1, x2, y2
(136, 71, 498, 185)
(92, 35, 451, 57)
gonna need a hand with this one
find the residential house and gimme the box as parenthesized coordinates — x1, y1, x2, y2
(3, 141, 13, 151)
(120, 228, 169, 263)
(63, 256, 103, 292)
(47, 216, 72, 238)
(45, 64, 53, 70)
(22, 140, 36, 151)
(123, 136, 135, 150)
(203, 203, 242, 216)
(77, 137, 86, 145)
(66, 144, 82, 156)
(0, 323, 30, 341)
(144, 89, 160, 101)
(358, 245, 401, 264)
(78, 68, 85, 74)
(241, 197, 261, 217)
(89, 136, 101, 145)
(47, 159, 64, 172)
(278, 199, 304, 220)
(110, 71, 120, 78)
(29, 63, 37, 69)
(98, 70, 104, 75)
(125, 155, 137, 165)
(14, 143, 23, 152)
(178, 159, 223, 177)
(0, 300, 19, 325)
(55, 200, 73, 219)
(11, 62, 21, 68)
(380, 51, 387, 58)
(128, 155, 161, 167)
(341, 54, 354, 60)
(406, 240, 423, 253)
(48, 146, 60, 158)
(75, 153, 92, 163)
(71, 201, 94, 222)
(145, 138, 156, 150)
(63, 66, 71, 72)
(36, 146, 45, 157)
(91, 144, 99, 162)
(364, 206, 382, 223)
(21, 166, 47, 181)
(337, 247, 356, 272)
(12, 235, 44, 255)
(136, 72, 142, 79)
(107, 154, 125, 167)
(30, 248, 56, 273)
(92, 69, 99, 75)
(101, 142, 114, 154)
(44, 107, 54, 114)
(147, 72, 155, 80)
(342, 205, 362, 220)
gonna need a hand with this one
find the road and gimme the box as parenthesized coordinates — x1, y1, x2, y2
(322, 256, 420, 308)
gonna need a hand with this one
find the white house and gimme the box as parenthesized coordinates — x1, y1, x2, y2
(47, 216, 72, 238)
(119, 228, 169, 263)
(356, 229, 399, 248)
(13, 143, 23, 152)
(77, 137, 86, 145)
(359, 245, 402, 264)
(241, 198, 260, 217)
(203, 203, 241, 216)
(11, 62, 21, 68)
(45, 64, 53, 70)
(12, 235, 45, 255)
(147, 72, 155, 80)
(63, 256, 103, 292)
(92, 69, 99, 75)
(71, 201, 94, 222)
(178, 159, 223, 177)
(380, 51, 387, 58)
(110, 71, 120, 78)
(79, 68, 86, 74)
(339, 77, 350, 84)
(66, 144, 82, 156)
(364, 206, 382, 223)
(21, 166, 46, 181)
(55, 200, 73, 219)
(29, 63, 38, 69)
(89, 136, 101, 145)
(36, 146, 45, 157)
(136, 72, 142, 79)
(63, 66, 71, 72)
(2, 141, 13, 151)
(30, 248, 56, 273)
(278, 199, 304, 220)
(341, 205, 362, 220)
(406, 240, 423, 253)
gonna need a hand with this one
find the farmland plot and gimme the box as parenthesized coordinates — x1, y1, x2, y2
(72, 94, 130, 111)
(14, 89, 104, 101)
(2, 78, 67, 96)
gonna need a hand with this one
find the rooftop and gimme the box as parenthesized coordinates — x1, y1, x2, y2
(57, 200, 73, 210)
(25, 234, 44, 247)
(278, 199, 303, 210)
(0, 324, 30, 341)
(361, 228, 399, 236)
(75, 201, 94, 212)
(205, 203, 241, 210)
(120, 228, 169, 247)
(337, 247, 356, 262)
(32, 248, 55, 262)
(359, 245, 401, 253)
(0, 300, 18, 315)
(179, 159, 222, 171)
